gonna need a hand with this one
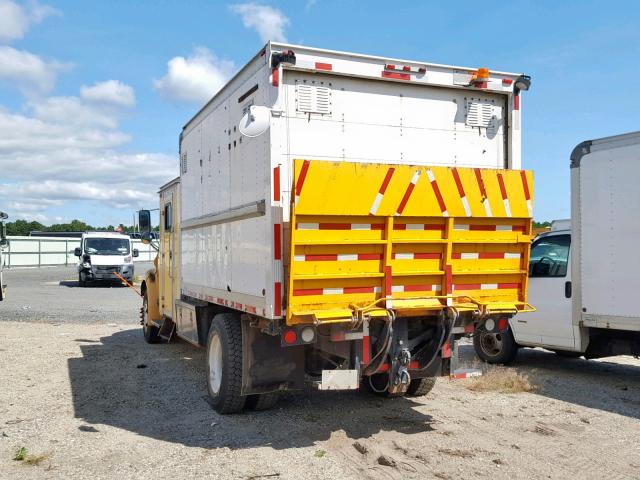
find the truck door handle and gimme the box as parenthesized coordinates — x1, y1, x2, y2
(565, 281, 572, 299)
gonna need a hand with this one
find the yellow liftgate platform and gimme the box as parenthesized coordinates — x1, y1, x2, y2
(287, 159, 534, 325)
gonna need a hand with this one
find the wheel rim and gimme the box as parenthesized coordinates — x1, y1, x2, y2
(208, 334, 223, 394)
(142, 296, 149, 333)
(479, 332, 503, 357)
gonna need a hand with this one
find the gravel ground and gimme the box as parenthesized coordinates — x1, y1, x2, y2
(1, 267, 639, 479)
(0, 263, 151, 323)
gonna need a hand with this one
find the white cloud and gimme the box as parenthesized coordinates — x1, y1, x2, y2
(0, 89, 177, 222)
(230, 3, 289, 43)
(80, 80, 135, 108)
(154, 47, 235, 104)
(0, 0, 60, 43)
(0, 45, 68, 94)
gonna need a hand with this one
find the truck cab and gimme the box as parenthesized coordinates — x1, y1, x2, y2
(74, 231, 138, 286)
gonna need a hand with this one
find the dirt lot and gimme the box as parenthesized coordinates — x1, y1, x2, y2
(1, 267, 639, 479)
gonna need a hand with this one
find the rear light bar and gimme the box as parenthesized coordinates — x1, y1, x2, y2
(384, 64, 426, 75)
(281, 325, 317, 347)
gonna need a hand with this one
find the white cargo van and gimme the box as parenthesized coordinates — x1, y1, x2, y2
(475, 131, 640, 363)
(74, 231, 138, 286)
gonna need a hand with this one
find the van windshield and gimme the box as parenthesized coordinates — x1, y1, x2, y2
(84, 238, 130, 255)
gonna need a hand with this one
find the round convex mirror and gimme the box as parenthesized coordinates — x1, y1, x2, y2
(238, 105, 271, 137)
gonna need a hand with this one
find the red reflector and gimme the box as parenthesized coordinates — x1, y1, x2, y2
(498, 318, 509, 331)
(315, 62, 332, 71)
(442, 343, 452, 359)
(283, 330, 297, 344)
(271, 67, 279, 87)
(502, 78, 513, 85)
(464, 324, 475, 334)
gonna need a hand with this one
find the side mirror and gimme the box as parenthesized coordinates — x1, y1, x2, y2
(141, 232, 152, 245)
(133, 248, 139, 258)
(74, 247, 82, 257)
(138, 209, 151, 234)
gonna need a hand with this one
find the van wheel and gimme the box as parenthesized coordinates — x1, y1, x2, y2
(406, 377, 436, 396)
(473, 328, 519, 364)
(206, 313, 246, 414)
(142, 291, 160, 344)
(245, 392, 280, 411)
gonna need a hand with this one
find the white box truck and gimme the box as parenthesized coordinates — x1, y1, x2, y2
(139, 42, 535, 413)
(475, 131, 640, 363)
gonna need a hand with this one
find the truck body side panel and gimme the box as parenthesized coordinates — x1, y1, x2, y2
(574, 134, 640, 330)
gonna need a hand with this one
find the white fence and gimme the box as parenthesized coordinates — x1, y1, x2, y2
(1, 236, 156, 268)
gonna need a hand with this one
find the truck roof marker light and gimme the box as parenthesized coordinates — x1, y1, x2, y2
(283, 330, 297, 345)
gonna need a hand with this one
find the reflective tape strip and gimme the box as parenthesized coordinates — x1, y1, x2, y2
(370, 167, 395, 215)
(294, 159, 310, 206)
(294, 253, 383, 262)
(392, 284, 441, 293)
(297, 222, 319, 230)
(455, 224, 522, 232)
(395, 169, 420, 215)
(427, 168, 448, 216)
(297, 222, 384, 231)
(394, 223, 444, 231)
(474, 168, 493, 217)
(273, 165, 281, 202)
(452, 252, 519, 260)
(453, 283, 521, 291)
(293, 286, 381, 296)
(452, 168, 472, 217)
(393, 252, 441, 260)
(496, 172, 512, 217)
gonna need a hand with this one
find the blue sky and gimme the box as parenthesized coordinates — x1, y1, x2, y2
(0, 0, 638, 226)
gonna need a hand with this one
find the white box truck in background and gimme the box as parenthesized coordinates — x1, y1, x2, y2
(139, 42, 535, 413)
(475, 131, 640, 363)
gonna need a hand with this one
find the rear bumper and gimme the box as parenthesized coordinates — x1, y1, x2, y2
(85, 264, 134, 281)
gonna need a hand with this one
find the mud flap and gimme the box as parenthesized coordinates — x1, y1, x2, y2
(241, 319, 305, 395)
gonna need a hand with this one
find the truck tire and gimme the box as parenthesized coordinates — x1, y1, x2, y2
(473, 328, 519, 365)
(245, 392, 280, 411)
(142, 291, 161, 344)
(206, 313, 246, 414)
(406, 376, 436, 396)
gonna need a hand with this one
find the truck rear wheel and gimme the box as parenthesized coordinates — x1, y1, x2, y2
(473, 328, 519, 364)
(406, 376, 436, 396)
(206, 313, 246, 414)
(142, 291, 161, 344)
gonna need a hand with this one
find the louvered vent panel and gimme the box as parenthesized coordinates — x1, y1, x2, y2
(297, 84, 331, 115)
(466, 100, 495, 128)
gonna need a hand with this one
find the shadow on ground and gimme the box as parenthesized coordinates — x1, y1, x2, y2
(69, 329, 435, 449)
(59, 280, 125, 288)
(459, 344, 640, 419)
